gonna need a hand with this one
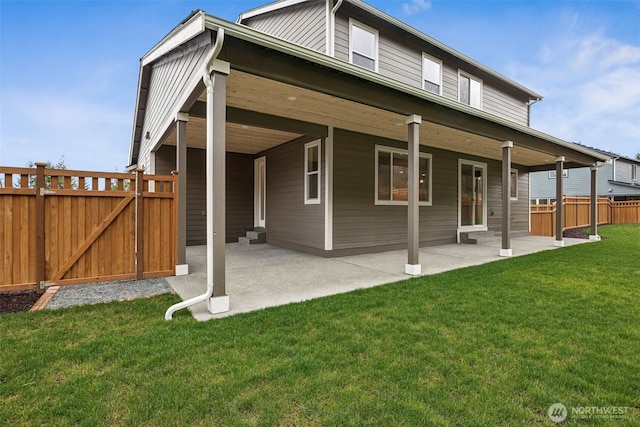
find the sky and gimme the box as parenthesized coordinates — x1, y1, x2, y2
(1, 0, 639, 172)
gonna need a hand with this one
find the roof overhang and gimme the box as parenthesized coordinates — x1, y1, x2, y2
(129, 12, 609, 169)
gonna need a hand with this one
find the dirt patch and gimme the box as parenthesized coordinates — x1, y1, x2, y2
(0, 290, 40, 315)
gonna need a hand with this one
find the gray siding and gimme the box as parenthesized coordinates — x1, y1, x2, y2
(155, 146, 254, 244)
(265, 137, 325, 251)
(332, 129, 529, 252)
(138, 44, 210, 170)
(531, 162, 640, 200)
(243, 1, 326, 52)
(333, 8, 530, 126)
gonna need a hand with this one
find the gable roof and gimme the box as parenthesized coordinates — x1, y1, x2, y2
(129, 10, 610, 169)
(237, 0, 543, 100)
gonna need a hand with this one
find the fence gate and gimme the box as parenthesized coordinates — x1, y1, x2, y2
(0, 164, 176, 293)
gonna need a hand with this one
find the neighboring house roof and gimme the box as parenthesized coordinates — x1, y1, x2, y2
(237, 0, 544, 101)
(128, 8, 610, 169)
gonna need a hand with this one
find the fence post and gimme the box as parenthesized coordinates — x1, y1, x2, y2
(34, 162, 47, 294)
(135, 168, 145, 280)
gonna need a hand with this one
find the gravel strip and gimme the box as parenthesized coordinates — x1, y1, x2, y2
(46, 278, 173, 310)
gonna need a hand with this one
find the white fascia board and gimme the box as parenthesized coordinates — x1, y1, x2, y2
(142, 11, 206, 66)
(202, 15, 608, 164)
(238, 0, 311, 23)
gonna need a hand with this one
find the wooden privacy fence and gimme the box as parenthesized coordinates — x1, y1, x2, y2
(531, 196, 640, 236)
(0, 163, 177, 293)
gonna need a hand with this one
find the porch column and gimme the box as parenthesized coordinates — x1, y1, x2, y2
(500, 141, 513, 257)
(589, 166, 601, 241)
(205, 59, 230, 314)
(554, 156, 565, 247)
(405, 114, 422, 276)
(175, 112, 189, 275)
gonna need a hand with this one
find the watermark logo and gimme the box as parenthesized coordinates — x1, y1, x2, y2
(548, 403, 568, 423)
(548, 402, 633, 423)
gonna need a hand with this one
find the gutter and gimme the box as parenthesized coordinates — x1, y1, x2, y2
(165, 28, 225, 320)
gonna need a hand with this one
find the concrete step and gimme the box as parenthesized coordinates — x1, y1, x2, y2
(238, 229, 266, 245)
(460, 231, 500, 245)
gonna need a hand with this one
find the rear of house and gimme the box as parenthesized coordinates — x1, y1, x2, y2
(129, 0, 608, 262)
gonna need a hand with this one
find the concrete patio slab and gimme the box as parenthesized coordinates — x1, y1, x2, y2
(165, 236, 589, 321)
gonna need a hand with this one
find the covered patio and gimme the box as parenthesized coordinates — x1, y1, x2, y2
(166, 236, 589, 321)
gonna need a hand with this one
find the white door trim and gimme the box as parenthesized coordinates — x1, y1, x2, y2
(457, 159, 488, 240)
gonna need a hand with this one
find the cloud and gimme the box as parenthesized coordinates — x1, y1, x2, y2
(515, 31, 640, 158)
(402, 0, 431, 15)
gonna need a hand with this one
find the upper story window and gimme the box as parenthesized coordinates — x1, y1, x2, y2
(632, 164, 638, 182)
(422, 54, 442, 95)
(375, 145, 432, 205)
(349, 19, 378, 71)
(459, 71, 482, 109)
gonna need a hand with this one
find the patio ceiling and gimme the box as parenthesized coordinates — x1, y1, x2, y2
(163, 70, 563, 166)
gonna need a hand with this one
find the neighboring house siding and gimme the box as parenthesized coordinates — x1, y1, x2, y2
(155, 146, 254, 244)
(138, 44, 210, 170)
(242, 1, 326, 52)
(265, 137, 325, 251)
(531, 161, 640, 200)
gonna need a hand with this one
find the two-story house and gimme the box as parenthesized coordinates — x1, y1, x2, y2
(531, 149, 640, 203)
(127, 0, 608, 311)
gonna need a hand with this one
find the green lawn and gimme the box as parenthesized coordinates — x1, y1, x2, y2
(2, 225, 639, 426)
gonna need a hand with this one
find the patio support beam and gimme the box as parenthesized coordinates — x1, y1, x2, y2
(206, 59, 230, 314)
(500, 141, 513, 257)
(175, 112, 189, 275)
(405, 114, 422, 276)
(589, 166, 601, 241)
(554, 156, 565, 247)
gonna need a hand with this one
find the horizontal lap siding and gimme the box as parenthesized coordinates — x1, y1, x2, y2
(266, 139, 324, 250)
(332, 129, 458, 250)
(379, 35, 421, 88)
(484, 160, 529, 233)
(244, 1, 326, 52)
(138, 45, 210, 170)
(155, 146, 253, 245)
(483, 85, 528, 126)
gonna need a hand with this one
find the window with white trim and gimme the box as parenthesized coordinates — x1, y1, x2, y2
(375, 145, 432, 205)
(304, 140, 321, 204)
(459, 71, 482, 109)
(423, 54, 442, 94)
(349, 20, 378, 71)
(632, 164, 638, 181)
(548, 169, 569, 179)
(510, 169, 518, 200)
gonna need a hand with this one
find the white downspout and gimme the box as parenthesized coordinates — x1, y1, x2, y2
(328, 0, 343, 56)
(165, 28, 225, 320)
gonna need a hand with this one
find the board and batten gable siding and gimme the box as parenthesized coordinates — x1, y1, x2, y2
(137, 44, 211, 171)
(155, 146, 254, 244)
(333, 8, 530, 126)
(242, 0, 326, 53)
(265, 137, 325, 252)
(331, 129, 530, 252)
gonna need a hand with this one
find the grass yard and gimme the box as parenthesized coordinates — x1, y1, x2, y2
(1, 225, 639, 426)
